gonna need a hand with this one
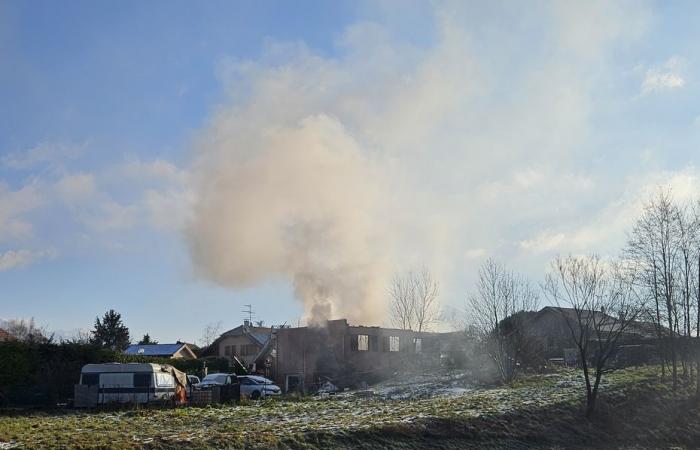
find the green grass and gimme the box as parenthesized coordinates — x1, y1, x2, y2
(0, 366, 695, 449)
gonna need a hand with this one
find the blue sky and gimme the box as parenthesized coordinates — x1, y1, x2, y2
(2, 1, 700, 343)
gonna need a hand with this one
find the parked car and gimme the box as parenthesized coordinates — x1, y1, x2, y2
(194, 373, 237, 390)
(237, 375, 281, 399)
(187, 375, 200, 395)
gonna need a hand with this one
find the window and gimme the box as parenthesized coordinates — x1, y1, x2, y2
(389, 336, 400, 352)
(369, 335, 379, 352)
(155, 373, 174, 387)
(414, 338, 422, 353)
(82, 373, 98, 386)
(240, 344, 257, 356)
(100, 373, 132, 387)
(357, 334, 369, 351)
(231, 345, 237, 355)
(224, 345, 231, 356)
(134, 373, 151, 387)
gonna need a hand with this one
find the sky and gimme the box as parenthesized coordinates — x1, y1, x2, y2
(2, 0, 700, 343)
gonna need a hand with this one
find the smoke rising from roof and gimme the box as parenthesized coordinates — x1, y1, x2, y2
(186, 2, 654, 324)
(187, 113, 392, 324)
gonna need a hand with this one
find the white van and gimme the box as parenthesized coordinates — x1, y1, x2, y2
(77, 363, 187, 405)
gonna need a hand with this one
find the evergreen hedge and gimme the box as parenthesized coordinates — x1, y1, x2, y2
(0, 341, 232, 408)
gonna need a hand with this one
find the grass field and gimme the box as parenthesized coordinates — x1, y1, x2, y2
(1, 367, 699, 449)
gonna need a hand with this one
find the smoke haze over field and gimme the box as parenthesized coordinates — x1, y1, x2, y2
(181, 1, 700, 326)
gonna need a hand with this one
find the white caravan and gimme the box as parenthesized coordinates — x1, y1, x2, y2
(78, 362, 187, 405)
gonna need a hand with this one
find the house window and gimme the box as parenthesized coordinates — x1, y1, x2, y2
(224, 345, 231, 356)
(240, 344, 257, 356)
(231, 345, 237, 355)
(414, 338, 422, 353)
(357, 335, 369, 351)
(389, 336, 400, 352)
(369, 335, 378, 352)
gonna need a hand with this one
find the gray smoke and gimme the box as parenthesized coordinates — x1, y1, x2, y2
(185, 3, 649, 325)
(187, 113, 392, 325)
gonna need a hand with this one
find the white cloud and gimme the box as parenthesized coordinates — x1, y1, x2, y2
(1, 142, 85, 170)
(464, 248, 487, 260)
(50, 159, 191, 234)
(119, 158, 189, 185)
(520, 232, 567, 253)
(55, 173, 97, 205)
(0, 248, 57, 271)
(641, 56, 686, 95)
(518, 167, 700, 257)
(0, 182, 44, 242)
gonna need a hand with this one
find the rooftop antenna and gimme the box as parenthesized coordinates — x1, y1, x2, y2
(243, 304, 255, 324)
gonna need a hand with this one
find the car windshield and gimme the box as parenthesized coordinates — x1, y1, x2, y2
(203, 374, 227, 383)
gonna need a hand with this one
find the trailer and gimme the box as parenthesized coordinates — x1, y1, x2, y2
(74, 362, 188, 407)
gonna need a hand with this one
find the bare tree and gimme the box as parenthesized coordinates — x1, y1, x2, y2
(543, 255, 643, 417)
(626, 190, 683, 389)
(62, 329, 92, 344)
(691, 200, 700, 396)
(677, 204, 698, 382)
(3, 317, 49, 343)
(389, 268, 440, 333)
(467, 259, 539, 384)
(200, 321, 224, 348)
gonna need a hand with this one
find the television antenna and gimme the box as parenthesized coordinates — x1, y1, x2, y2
(243, 304, 255, 324)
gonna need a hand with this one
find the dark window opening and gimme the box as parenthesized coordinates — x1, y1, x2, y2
(134, 373, 151, 387)
(82, 374, 98, 386)
(369, 335, 379, 352)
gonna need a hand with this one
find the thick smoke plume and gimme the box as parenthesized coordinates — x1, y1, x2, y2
(186, 3, 653, 325)
(187, 112, 392, 325)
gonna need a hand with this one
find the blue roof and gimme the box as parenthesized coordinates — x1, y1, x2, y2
(124, 344, 185, 357)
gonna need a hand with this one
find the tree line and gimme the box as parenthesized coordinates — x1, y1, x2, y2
(3, 309, 157, 350)
(389, 189, 700, 417)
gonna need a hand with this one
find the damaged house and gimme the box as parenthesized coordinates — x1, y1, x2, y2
(265, 319, 468, 394)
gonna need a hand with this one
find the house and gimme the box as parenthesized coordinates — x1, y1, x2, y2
(124, 342, 197, 360)
(208, 320, 273, 368)
(522, 306, 659, 364)
(267, 319, 468, 394)
(0, 328, 15, 342)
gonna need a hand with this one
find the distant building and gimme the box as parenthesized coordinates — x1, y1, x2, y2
(523, 306, 660, 364)
(0, 328, 15, 342)
(124, 342, 197, 359)
(209, 320, 273, 368)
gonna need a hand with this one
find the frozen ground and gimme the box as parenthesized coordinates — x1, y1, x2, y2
(0, 367, 678, 449)
(343, 370, 474, 400)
